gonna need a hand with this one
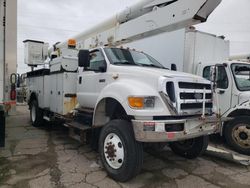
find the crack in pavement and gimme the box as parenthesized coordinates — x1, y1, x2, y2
(47, 132, 65, 188)
(147, 149, 250, 188)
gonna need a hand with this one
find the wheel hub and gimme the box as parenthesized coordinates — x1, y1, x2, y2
(232, 124, 250, 148)
(104, 133, 124, 169)
(105, 143, 116, 160)
(239, 132, 248, 140)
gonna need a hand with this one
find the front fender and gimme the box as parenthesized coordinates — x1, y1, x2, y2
(220, 101, 250, 136)
(95, 79, 170, 117)
(224, 100, 250, 117)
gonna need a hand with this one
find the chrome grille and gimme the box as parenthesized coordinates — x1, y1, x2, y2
(176, 82, 212, 115)
(166, 81, 213, 115)
(179, 82, 211, 89)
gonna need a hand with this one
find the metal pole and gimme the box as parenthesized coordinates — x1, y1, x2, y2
(0, 109, 5, 147)
(0, 0, 6, 147)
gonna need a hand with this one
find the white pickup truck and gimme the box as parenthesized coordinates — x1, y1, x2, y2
(26, 41, 224, 181)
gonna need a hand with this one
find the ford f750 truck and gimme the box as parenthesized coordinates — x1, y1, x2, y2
(24, 0, 224, 181)
(26, 43, 223, 181)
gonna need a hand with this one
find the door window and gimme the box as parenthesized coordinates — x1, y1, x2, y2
(231, 63, 250, 91)
(87, 50, 106, 72)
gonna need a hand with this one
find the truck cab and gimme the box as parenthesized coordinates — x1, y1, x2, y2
(77, 47, 215, 122)
(197, 61, 250, 154)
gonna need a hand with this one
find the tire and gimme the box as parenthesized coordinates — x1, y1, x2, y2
(99, 120, 143, 182)
(224, 116, 250, 155)
(169, 136, 208, 159)
(30, 100, 44, 127)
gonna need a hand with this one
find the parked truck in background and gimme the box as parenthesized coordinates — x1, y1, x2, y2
(25, 0, 226, 181)
(124, 27, 250, 155)
(0, 0, 17, 147)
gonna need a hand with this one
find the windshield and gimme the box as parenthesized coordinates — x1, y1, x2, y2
(104, 48, 166, 69)
(231, 63, 250, 91)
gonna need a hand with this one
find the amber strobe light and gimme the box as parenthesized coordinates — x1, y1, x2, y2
(68, 39, 76, 48)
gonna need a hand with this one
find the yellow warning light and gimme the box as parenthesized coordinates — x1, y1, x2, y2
(68, 39, 76, 48)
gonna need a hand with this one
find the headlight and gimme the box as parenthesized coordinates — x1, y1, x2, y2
(128, 96, 155, 109)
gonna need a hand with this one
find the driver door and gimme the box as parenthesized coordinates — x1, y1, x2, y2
(203, 65, 232, 115)
(77, 49, 107, 109)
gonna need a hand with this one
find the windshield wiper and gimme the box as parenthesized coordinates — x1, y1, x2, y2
(113, 61, 137, 66)
(140, 64, 168, 69)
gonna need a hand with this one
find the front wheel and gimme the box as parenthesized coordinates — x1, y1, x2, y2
(169, 136, 208, 159)
(99, 120, 143, 182)
(224, 116, 250, 155)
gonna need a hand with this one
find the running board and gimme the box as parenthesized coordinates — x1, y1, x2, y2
(206, 143, 250, 166)
(75, 107, 94, 114)
(64, 121, 91, 142)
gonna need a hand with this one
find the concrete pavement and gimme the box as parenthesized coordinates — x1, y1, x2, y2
(0, 106, 249, 188)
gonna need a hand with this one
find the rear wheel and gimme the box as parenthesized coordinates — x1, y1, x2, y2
(224, 116, 250, 155)
(30, 100, 44, 127)
(99, 120, 143, 182)
(169, 136, 208, 159)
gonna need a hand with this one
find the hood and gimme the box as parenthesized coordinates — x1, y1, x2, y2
(110, 65, 209, 83)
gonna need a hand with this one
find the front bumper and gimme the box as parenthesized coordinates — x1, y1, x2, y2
(132, 116, 224, 142)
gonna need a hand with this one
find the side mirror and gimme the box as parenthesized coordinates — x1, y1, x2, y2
(210, 65, 218, 90)
(171, 64, 177, 71)
(78, 50, 90, 68)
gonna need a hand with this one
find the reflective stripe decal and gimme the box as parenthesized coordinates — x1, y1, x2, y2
(167, 132, 175, 139)
(0, 101, 17, 105)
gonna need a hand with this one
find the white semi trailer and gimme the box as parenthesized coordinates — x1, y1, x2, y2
(0, 0, 17, 147)
(25, 0, 225, 181)
(124, 27, 250, 155)
(0, 0, 17, 113)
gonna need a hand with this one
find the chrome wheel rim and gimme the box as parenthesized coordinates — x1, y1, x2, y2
(104, 133, 124, 169)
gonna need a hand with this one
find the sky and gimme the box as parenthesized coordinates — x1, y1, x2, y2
(17, 0, 250, 73)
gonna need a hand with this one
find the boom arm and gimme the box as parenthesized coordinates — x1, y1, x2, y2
(56, 0, 221, 50)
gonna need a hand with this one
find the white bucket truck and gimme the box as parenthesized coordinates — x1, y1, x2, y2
(25, 0, 226, 181)
(125, 27, 250, 155)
